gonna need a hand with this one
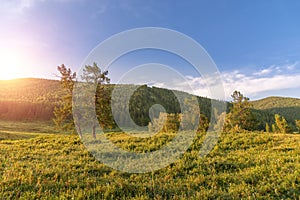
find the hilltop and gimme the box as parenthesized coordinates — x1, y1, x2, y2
(0, 78, 61, 103)
(252, 96, 300, 127)
(252, 96, 300, 109)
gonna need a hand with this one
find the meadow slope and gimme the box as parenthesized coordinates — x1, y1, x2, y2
(0, 128, 299, 199)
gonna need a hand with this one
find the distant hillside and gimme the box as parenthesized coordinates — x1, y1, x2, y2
(0, 78, 61, 103)
(252, 97, 300, 127)
(0, 78, 61, 121)
(0, 78, 215, 123)
(0, 78, 299, 131)
(252, 96, 300, 109)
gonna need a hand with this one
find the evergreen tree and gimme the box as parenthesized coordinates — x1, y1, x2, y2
(274, 114, 290, 133)
(53, 64, 77, 133)
(224, 91, 258, 132)
(80, 62, 112, 138)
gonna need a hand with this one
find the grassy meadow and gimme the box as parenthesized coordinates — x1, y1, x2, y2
(0, 121, 299, 199)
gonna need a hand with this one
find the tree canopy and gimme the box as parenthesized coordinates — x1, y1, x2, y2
(224, 91, 258, 132)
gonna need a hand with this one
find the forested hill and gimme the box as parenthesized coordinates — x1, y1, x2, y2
(252, 97, 300, 128)
(0, 78, 214, 122)
(0, 78, 299, 130)
(0, 78, 62, 102)
(0, 78, 61, 121)
(252, 96, 300, 109)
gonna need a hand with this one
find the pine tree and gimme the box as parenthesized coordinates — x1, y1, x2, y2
(274, 114, 289, 133)
(80, 62, 112, 138)
(224, 91, 258, 132)
(53, 64, 77, 133)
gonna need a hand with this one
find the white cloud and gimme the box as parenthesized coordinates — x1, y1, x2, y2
(253, 67, 273, 76)
(149, 63, 300, 100)
(285, 61, 298, 70)
(253, 62, 299, 77)
(221, 73, 300, 99)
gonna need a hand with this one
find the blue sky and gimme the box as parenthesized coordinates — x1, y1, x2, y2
(0, 0, 300, 100)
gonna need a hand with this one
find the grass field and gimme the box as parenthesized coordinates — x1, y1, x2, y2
(0, 122, 299, 199)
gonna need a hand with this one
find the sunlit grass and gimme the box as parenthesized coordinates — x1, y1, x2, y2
(0, 123, 299, 199)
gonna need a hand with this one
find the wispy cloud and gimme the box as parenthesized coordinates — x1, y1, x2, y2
(253, 62, 298, 76)
(148, 62, 300, 100)
(253, 66, 274, 76)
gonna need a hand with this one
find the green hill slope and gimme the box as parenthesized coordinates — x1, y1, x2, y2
(0, 78, 62, 102)
(252, 97, 300, 127)
(252, 96, 300, 109)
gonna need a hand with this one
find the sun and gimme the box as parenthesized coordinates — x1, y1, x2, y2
(0, 48, 24, 80)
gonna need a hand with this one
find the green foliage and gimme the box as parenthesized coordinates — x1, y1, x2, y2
(53, 64, 77, 134)
(274, 114, 290, 133)
(252, 96, 300, 130)
(79, 63, 112, 138)
(81, 62, 110, 84)
(224, 91, 258, 132)
(1, 78, 300, 133)
(148, 111, 209, 133)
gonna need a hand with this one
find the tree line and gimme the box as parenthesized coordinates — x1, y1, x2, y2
(54, 64, 300, 136)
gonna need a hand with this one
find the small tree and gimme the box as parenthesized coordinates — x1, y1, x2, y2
(274, 114, 290, 133)
(80, 62, 112, 139)
(224, 91, 258, 132)
(265, 123, 270, 133)
(295, 120, 300, 133)
(53, 64, 77, 133)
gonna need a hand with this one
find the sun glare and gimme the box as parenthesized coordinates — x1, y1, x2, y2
(0, 48, 24, 80)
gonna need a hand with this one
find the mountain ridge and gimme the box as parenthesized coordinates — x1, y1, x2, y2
(0, 78, 299, 130)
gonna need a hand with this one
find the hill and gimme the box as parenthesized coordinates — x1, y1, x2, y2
(0, 78, 61, 121)
(252, 96, 300, 109)
(0, 78, 299, 130)
(252, 97, 300, 127)
(0, 78, 215, 123)
(0, 78, 62, 103)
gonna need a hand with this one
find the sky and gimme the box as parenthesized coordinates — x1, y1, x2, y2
(0, 0, 300, 100)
